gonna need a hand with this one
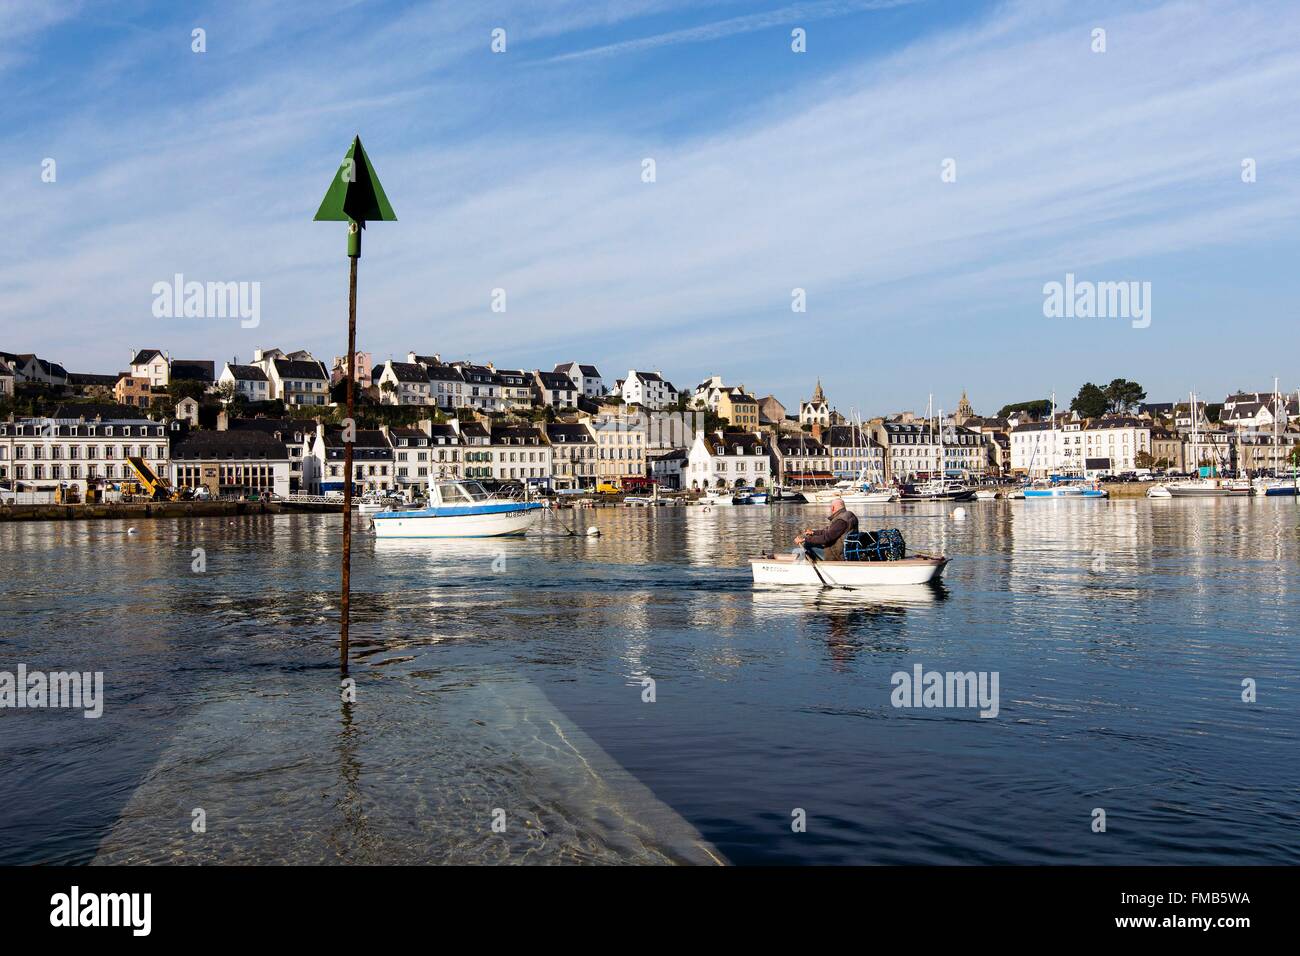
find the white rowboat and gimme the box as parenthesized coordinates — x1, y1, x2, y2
(750, 552, 948, 587)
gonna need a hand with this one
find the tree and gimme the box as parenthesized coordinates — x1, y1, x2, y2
(1103, 379, 1146, 414)
(168, 378, 208, 403)
(1135, 450, 1154, 469)
(1070, 382, 1108, 419)
(997, 399, 1052, 420)
(216, 381, 237, 404)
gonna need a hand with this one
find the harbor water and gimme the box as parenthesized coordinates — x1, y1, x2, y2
(1, 498, 1297, 865)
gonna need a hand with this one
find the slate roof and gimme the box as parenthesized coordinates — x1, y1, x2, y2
(170, 360, 215, 382)
(224, 363, 269, 382)
(380, 361, 429, 384)
(272, 358, 328, 380)
(171, 430, 288, 460)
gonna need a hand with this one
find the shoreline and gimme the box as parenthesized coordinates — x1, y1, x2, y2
(0, 499, 342, 522)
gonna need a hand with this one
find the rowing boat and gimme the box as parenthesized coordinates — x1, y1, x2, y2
(750, 552, 948, 586)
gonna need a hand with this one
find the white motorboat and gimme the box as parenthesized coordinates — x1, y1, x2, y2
(1252, 477, 1299, 497)
(1022, 478, 1108, 499)
(973, 488, 1000, 500)
(1146, 484, 1172, 499)
(356, 493, 400, 515)
(750, 552, 948, 587)
(899, 478, 975, 501)
(700, 490, 735, 507)
(371, 480, 541, 538)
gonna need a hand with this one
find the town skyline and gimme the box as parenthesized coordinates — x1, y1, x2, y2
(5, 0, 1300, 410)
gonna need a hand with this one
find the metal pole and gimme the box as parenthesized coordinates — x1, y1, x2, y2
(340, 224, 359, 676)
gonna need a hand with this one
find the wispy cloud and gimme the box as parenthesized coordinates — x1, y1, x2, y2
(545, 0, 922, 62)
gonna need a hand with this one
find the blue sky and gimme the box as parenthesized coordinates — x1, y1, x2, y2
(2, 0, 1299, 416)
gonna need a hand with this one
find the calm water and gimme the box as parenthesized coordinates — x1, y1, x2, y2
(1, 499, 1297, 865)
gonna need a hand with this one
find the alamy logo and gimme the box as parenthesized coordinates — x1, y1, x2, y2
(50, 886, 151, 936)
(1042, 272, 1151, 328)
(152, 273, 260, 328)
(0, 665, 103, 718)
(891, 663, 999, 718)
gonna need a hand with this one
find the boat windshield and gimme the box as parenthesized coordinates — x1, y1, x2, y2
(433, 481, 492, 503)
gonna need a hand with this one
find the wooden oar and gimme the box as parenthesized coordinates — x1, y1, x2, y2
(806, 548, 855, 591)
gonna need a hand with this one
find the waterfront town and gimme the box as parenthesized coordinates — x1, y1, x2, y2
(0, 345, 1296, 503)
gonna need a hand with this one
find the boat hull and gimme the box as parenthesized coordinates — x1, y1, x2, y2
(900, 490, 975, 502)
(1023, 488, 1108, 499)
(1167, 486, 1231, 497)
(372, 503, 542, 538)
(750, 553, 948, 586)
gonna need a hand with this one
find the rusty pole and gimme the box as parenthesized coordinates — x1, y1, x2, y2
(340, 225, 359, 676)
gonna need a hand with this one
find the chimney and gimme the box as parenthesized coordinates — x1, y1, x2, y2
(217, 409, 229, 431)
(812, 422, 823, 443)
(252, 348, 264, 364)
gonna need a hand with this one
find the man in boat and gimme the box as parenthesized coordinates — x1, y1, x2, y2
(796, 497, 859, 561)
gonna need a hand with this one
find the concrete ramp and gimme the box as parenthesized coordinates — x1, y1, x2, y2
(92, 671, 722, 865)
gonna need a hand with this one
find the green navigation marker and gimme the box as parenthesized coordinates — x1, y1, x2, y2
(315, 135, 397, 675)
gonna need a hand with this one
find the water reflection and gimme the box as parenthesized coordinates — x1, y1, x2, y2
(3, 498, 1298, 865)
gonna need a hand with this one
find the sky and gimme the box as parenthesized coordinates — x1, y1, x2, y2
(2, 0, 1299, 417)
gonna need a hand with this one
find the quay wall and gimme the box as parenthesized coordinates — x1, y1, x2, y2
(0, 500, 342, 522)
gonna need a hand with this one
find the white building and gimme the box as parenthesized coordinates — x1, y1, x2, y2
(768, 434, 831, 485)
(129, 349, 170, 387)
(266, 357, 330, 407)
(686, 430, 770, 490)
(0, 414, 169, 494)
(546, 422, 598, 489)
(876, 420, 987, 481)
(590, 412, 648, 483)
(553, 362, 605, 399)
(0, 359, 14, 398)
(1220, 391, 1296, 432)
(799, 380, 832, 428)
(1010, 416, 1151, 477)
(376, 361, 434, 405)
(489, 424, 553, 486)
(307, 422, 396, 494)
(406, 355, 467, 410)
(170, 427, 291, 498)
(218, 363, 272, 402)
(649, 449, 688, 490)
(619, 370, 679, 409)
(823, 424, 887, 481)
(1079, 416, 1152, 475)
(494, 368, 535, 412)
(451, 363, 501, 412)
(224, 415, 311, 492)
(533, 370, 579, 408)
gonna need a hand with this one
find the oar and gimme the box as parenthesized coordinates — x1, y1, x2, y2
(806, 548, 854, 591)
